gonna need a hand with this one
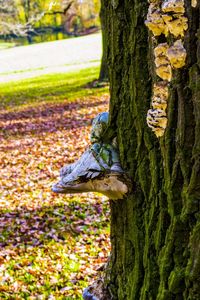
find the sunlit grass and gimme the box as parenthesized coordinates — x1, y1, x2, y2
(0, 66, 108, 111)
(0, 42, 16, 50)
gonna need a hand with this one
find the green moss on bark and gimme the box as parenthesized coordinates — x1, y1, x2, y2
(102, 1, 200, 299)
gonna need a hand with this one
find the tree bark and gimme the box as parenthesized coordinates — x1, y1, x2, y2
(24, 0, 30, 23)
(99, 1, 200, 299)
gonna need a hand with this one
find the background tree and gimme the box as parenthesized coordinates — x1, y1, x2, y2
(17, 0, 52, 30)
(98, 0, 108, 83)
(0, 0, 101, 40)
(0, 0, 44, 37)
(0, 0, 26, 36)
(62, 0, 100, 36)
(85, 0, 200, 299)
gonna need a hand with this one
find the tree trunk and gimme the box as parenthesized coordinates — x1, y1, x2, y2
(99, 1, 200, 299)
(98, 0, 109, 82)
(24, 0, 30, 23)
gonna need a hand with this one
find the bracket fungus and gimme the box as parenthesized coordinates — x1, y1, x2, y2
(147, 108, 168, 137)
(153, 81, 169, 100)
(162, 14, 188, 38)
(145, 0, 188, 38)
(154, 43, 172, 81)
(52, 112, 129, 200)
(191, 0, 197, 7)
(161, 0, 185, 14)
(152, 82, 169, 111)
(166, 40, 187, 68)
(145, 0, 188, 138)
(145, 4, 168, 36)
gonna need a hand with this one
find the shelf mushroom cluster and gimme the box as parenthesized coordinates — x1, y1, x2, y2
(147, 82, 168, 137)
(145, 0, 188, 137)
(191, 0, 197, 7)
(145, 0, 188, 38)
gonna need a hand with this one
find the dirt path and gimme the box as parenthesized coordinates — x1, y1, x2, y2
(0, 33, 102, 83)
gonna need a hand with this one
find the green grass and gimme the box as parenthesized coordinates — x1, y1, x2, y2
(0, 66, 108, 110)
(0, 42, 16, 50)
(0, 197, 110, 299)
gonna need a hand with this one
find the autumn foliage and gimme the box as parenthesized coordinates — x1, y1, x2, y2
(0, 71, 110, 299)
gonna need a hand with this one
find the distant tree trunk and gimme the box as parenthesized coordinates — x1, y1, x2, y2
(85, 1, 200, 299)
(98, 0, 108, 82)
(24, 0, 30, 23)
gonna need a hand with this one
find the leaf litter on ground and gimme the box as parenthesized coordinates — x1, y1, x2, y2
(0, 71, 110, 299)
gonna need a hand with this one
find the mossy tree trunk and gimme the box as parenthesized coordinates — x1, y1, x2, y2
(102, 1, 200, 299)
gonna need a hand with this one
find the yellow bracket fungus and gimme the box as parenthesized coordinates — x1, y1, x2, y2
(152, 97, 168, 111)
(155, 65, 172, 81)
(154, 43, 169, 57)
(147, 109, 168, 137)
(153, 81, 169, 100)
(145, 4, 168, 36)
(191, 0, 197, 7)
(145, 0, 188, 138)
(152, 82, 169, 110)
(154, 43, 172, 81)
(161, 0, 185, 14)
(162, 14, 188, 37)
(145, 0, 188, 38)
(166, 40, 187, 68)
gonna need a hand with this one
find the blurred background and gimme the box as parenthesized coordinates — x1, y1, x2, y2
(0, 0, 100, 46)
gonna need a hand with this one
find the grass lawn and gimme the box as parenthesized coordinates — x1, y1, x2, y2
(0, 67, 110, 299)
(0, 42, 16, 50)
(0, 66, 108, 111)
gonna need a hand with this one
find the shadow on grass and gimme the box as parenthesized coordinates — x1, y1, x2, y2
(0, 197, 109, 249)
(0, 97, 108, 138)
